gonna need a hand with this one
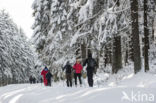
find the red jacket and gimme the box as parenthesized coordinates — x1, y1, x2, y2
(73, 63, 83, 73)
(41, 68, 48, 86)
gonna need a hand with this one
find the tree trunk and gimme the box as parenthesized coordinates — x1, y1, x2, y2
(144, 0, 149, 72)
(131, 0, 142, 73)
(112, 36, 122, 73)
(112, 0, 122, 74)
(129, 35, 134, 61)
(81, 43, 87, 63)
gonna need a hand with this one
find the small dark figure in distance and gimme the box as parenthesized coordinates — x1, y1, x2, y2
(40, 76, 43, 83)
(73, 59, 83, 87)
(83, 53, 97, 87)
(63, 61, 73, 87)
(46, 70, 53, 86)
(32, 77, 36, 84)
(29, 76, 33, 84)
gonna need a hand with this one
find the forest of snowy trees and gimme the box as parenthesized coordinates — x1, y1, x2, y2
(0, 11, 38, 86)
(0, 0, 156, 86)
(31, 0, 156, 81)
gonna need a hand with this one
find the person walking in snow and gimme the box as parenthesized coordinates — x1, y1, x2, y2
(63, 61, 73, 87)
(46, 70, 53, 86)
(73, 59, 83, 87)
(41, 66, 49, 86)
(29, 76, 33, 84)
(83, 53, 97, 87)
(32, 76, 36, 84)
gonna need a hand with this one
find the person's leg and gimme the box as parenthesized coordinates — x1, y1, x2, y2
(66, 74, 69, 87)
(87, 70, 92, 87)
(78, 73, 82, 85)
(87, 74, 90, 86)
(49, 78, 51, 86)
(44, 78, 46, 86)
(46, 79, 49, 86)
(90, 71, 93, 87)
(74, 73, 77, 86)
(47, 79, 49, 86)
(69, 74, 72, 87)
(48, 79, 51, 86)
(44, 78, 48, 86)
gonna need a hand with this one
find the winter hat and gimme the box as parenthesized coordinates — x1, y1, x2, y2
(44, 66, 48, 71)
(66, 61, 70, 65)
(88, 53, 92, 58)
(76, 59, 82, 63)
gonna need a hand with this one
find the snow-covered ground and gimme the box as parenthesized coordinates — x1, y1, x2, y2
(0, 72, 156, 103)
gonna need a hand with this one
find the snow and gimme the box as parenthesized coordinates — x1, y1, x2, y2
(79, 0, 95, 22)
(0, 72, 156, 103)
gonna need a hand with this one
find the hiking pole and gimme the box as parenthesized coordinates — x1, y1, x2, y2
(63, 79, 64, 87)
(95, 74, 100, 88)
(41, 78, 43, 87)
(97, 80, 100, 88)
(51, 79, 53, 87)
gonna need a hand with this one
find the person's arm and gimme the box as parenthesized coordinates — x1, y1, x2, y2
(83, 59, 87, 66)
(80, 64, 83, 71)
(73, 64, 76, 73)
(73, 64, 76, 70)
(94, 59, 98, 67)
(50, 73, 53, 78)
(41, 70, 44, 75)
(62, 65, 66, 71)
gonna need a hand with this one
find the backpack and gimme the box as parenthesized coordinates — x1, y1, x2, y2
(46, 72, 52, 79)
(66, 65, 72, 73)
(88, 58, 95, 68)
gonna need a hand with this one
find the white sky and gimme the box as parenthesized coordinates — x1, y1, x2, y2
(0, 0, 34, 39)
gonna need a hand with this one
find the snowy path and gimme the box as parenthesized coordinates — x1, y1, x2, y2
(0, 73, 156, 103)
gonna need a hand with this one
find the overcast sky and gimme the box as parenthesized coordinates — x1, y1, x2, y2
(0, 0, 34, 39)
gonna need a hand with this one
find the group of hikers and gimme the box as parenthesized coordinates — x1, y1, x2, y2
(29, 75, 36, 84)
(41, 53, 97, 87)
(41, 67, 53, 86)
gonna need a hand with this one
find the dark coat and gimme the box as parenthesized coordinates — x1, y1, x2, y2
(83, 57, 97, 71)
(63, 63, 73, 74)
(46, 72, 53, 80)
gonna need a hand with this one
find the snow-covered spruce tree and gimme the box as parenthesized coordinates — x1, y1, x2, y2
(32, 0, 50, 53)
(0, 11, 36, 86)
(45, 0, 79, 80)
(32, 0, 51, 76)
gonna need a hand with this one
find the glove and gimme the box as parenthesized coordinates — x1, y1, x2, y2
(72, 69, 76, 73)
(93, 69, 97, 74)
(81, 70, 84, 74)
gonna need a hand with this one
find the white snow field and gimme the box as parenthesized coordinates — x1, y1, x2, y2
(0, 72, 156, 103)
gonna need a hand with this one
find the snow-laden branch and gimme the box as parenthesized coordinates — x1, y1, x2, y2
(75, 6, 130, 28)
(107, 7, 130, 14)
(70, 26, 91, 47)
(75, 8, 104, 28)
(112, 0, 120, 11)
